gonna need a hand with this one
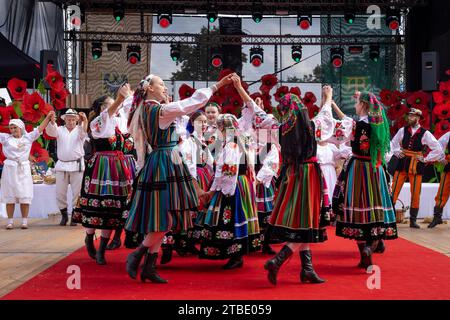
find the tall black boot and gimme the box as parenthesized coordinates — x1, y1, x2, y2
(96, 237, 109, 265)
(409, 208, 421, 229)
(360, 241, 374, 269)
(59, 208, 68, 226)
(374, 239, 385, 254)
(428, 207, 444, 229)
(106, 227, 122, 250)
(261, 228, 276, 255)
(299, 250, 326, 284)
(141, 252, 168, 283)
(357, 242, 366, 268)
(222, 255, 244, 270)
(124, 230, 139, 249)
(264, 245, 293, 285)
(126, 244, 148, 279)
(160, 244, 173, 265)
(84, 233, 96, 260)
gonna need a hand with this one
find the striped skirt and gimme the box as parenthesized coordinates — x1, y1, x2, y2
(72, 151, 133, 230)
(125, 147, 198, 234)
(269, 162, 328, 243)
(333, 157, 398, 241)
(198, 174, 261, 260)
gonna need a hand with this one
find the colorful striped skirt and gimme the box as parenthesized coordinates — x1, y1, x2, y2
(269, 162, 328, 243)
(123, 154, 137, 180)
(125, 147, 198, 234)
(72, 151, 133, 230)
(198, 174, 261, 260)
(333, 156, 398, 241)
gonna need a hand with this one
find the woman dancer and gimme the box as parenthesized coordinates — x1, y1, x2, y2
(125, 73, 234, 283)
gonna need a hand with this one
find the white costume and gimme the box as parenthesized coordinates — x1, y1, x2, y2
(0, 123, 41, 204)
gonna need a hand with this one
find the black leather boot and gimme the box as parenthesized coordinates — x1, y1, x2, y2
(59, 208, 68, 226)
(222, 255, 244, 270)
(264, 245, 293, 285)
(360, 241, 374, 269)
(374, 239, 385, 254)
(124, 230, 139, 249)
(106, 227, 122, 250)
(428, 207, 443, 229)
(299, 250, 326, 284)
(96, 237, 109, 265)
(141, 252, 168, 283)
(126, 244, 148, 279)
(409, 208, 421, 229)
(160, 244, 173, 265)
(84, 233, 96, 260)
(357, 242, 366, 268)
(261, 229, 276, 255)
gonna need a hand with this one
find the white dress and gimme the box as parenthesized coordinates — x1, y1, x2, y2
(0, 129, 41, 204)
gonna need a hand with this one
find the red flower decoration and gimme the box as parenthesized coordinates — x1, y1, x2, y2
(274, 86, 289, 102)
(22, 92, 53, 123)
(289, 87, 301, 97)
(0, 106, 17, 126)
(387, 104, 408, 121)
(407, 91, 429, 109)
(380, 89, 395, 107)
(433, 80, 450, 104)
(208, 95, 226, 107)
(307, 104, 320, 119)
(0, 144, 5, 165)
(260, 74, 278, 93)
(45, 65, 65, 91)
(25, 124, 35, 133)
(221, 105, 234, 115)
(434, 120, 450, 139)
(178, 84, 196, 100)
(419, 114, 431, 130)
(250, 92, 263, 101)
(433, 102, 450, 120)
(43, 128, 57, 140)
(50, 88, 68, 110)
(302, 92, 317, 107)
(7, 78, 27, 100)
(30, 142, 50, 163)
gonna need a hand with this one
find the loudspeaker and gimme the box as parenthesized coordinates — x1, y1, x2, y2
(421, 51, 439, 91)
(40, 50, 58, 88)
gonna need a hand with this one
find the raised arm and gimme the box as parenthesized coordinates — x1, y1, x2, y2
(107, 84, 132, 118)
(38, 111, 55, 134)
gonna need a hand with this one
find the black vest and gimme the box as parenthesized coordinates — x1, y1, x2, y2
(351, 121, 371, 158)
(398, 126, 426, 174)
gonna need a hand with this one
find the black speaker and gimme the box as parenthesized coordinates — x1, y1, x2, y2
(40, 50, 58, 88)
(422, 51, 439, 91)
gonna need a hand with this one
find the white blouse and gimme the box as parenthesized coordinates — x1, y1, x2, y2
(0, 129, 41, 161)
(179, 132, 214, 180)
(317, 143, 352, 167)
(256, 143, 280, 188)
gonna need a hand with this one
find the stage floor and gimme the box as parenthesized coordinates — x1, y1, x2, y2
(0, 216, 449, 299)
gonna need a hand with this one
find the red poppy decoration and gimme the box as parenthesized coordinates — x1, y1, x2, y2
(208, 95, 226, 108)
(25, 124, 35, 133)
(306, 104, 320, 119)
(391, 90, 404, 106)
(229, 94, 243, 116)
(259, 74, 278, 93)
(0, 106, 17, 126)
(302, 92, 317, 107)
(250, 92, 263, 102)
(221, 105, 234, 115)
(22, 92, 53, 123)
(30, 142, 50, 163)
(380, 89, 395, 107)
(178, 84, 196, 100)
(289, 87, 301, 98)
(7, 78, 27, 100)
(43, 128, 57, 140)
(387, 103, 408, 121)
(261, 93, 273, 114)
(434, 120, 450, 139)
(241, 81, 249, 92)
(419, 114, 431, 130)
(407, 91, 429, 109)
(433, 102, 450, 120)
(433, 80, 450, 104)
(273, 86, 289, 102)
(0, 145, 5, 165)
(45, 65, 65, 91)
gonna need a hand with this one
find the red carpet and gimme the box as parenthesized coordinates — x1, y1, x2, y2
(3, 228, 450, 300)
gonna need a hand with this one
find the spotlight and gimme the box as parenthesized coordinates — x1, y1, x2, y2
(386, 9, 400, 31)
(92, 42, 102, 60)
(127, 45, 141, 64)
(170, 43, 181, 62)
(330, 48, 344, 68)
(291, 45, 303, 63)
(211, 50, 223, 68)
(113, 0, 125, 22)
(252, 11, 263, 23)
(345, 12, 355, 24)
(369, 45, 380, 62)
(158, 12, 172, 28)
(297, 14, 312, 30)
(207, 7, 218, 23)
(250, 46, 264, 67)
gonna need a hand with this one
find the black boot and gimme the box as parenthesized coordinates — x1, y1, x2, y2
(428, 207, 443, 229)
(261, 229, 276, 255)
(160, 244, 173, 265)
(124, 230, 138, 249)
(126, 244, 148, 279)
(222, 255, 244, 270)
(84, 233, 96, 260)
(59, 208, 68, 226)
(106, 227, 122, 250)
(96, 237, 109, 265)
(409, 208, 421, 229)
(141, 252, 168, 283)
(264, 245, 293, 285)
(374, 239, 385, 254)
(357, 242, 366, 268)
(360, 241, 373, 269)
(299, 250, 326, 284)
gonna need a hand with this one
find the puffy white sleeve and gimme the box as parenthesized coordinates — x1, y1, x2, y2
(0, 133, 10, 144)
(45, 122, 59, 138)
(179, 138, 198, 180)
(159, 88, 213, 129)
(24, 128, 41, 142)
(314, 103, 354, 145)
(256, 144, 280, 188)
(244, 99, 279, 130)
(175, 115, 190, 141)
(438, 132, 450, 151)
(332, 144, 352, 162)
(390, 128, 404, 157)
(423, 131, 444, 163)
(210, 142, 241, 196)
(90, 109, 117, 139)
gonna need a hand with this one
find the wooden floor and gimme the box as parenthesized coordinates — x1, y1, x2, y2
(0, 216, 449, 298)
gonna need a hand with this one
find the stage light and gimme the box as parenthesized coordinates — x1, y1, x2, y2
(92, 42, 102, 60)
(250, 46, 264, 67)
(127, 45, 141, 64)
(386, 9, 400, 31)
(170, 43, 181, 62)
(252, 11, 263, 23)
(369, 45, 380, 62)
(158, 12, 172, 28)
(113, 0, 124, 22)
(348, 46, 364, 55)
(211, 51, 223, 68)
(345, 12, 355, 24)
(330, 48, 344, 68)
(207, 7, 218, 23)
(297, 14, 312, 30)
(291, 45, 303, 63)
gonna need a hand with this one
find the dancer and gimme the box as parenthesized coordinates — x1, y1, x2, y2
(333, 91, 398, 269)
(204, 102, 221, 146)
(390, 108, 443, 228)
(1, 113, 54, 229)
(72, 85, 134, 265)
(125, 73, 234, 283)
(428, 131, 450, 228)
(46, 109, 88, 226)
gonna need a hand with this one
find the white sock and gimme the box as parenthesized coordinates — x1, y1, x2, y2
(8, 219, 13, 225)
(22, 218, 28, 225)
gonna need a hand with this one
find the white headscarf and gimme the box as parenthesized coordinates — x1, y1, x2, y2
(9, 119, 26, 135)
